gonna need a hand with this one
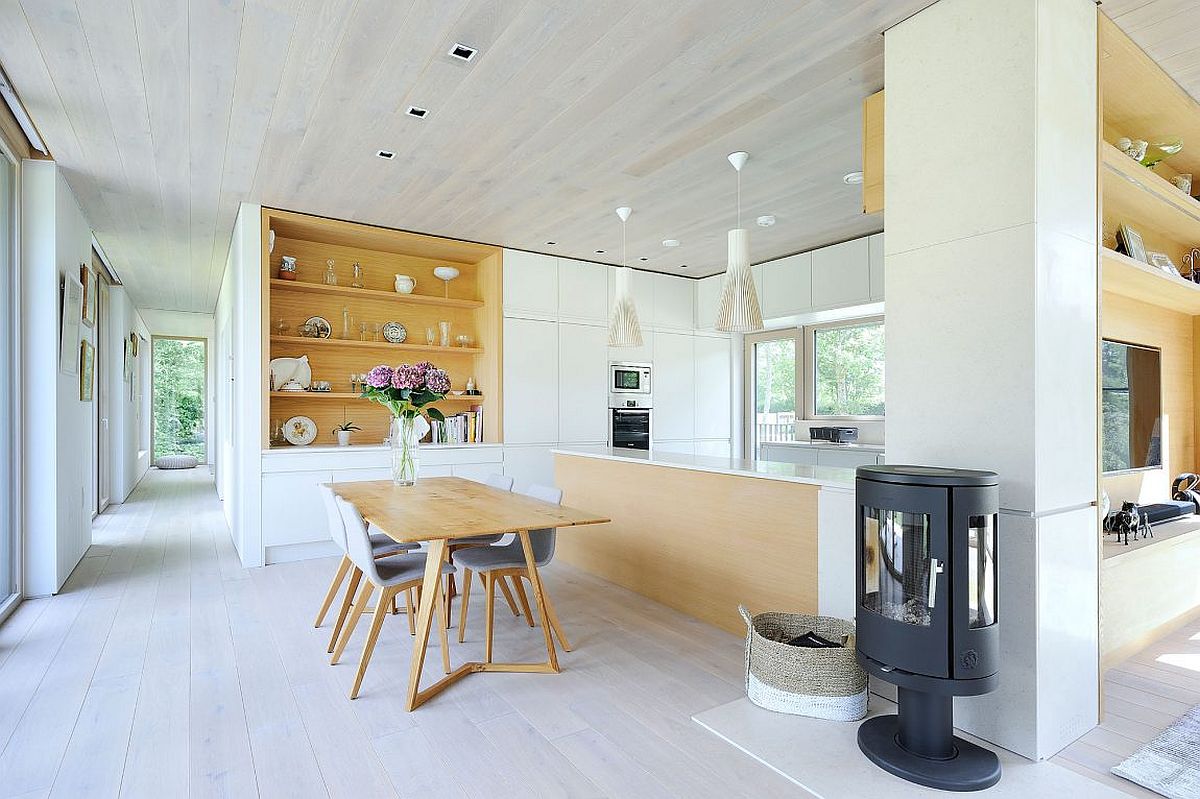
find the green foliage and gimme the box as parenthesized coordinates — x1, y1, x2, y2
(814, 322, 884, 417)
(754, 338, 796, 415)
(1101, 341, 1131, 472)
(152, 339, 205, 460)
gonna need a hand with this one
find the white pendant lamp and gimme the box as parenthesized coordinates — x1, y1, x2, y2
(608, 206, 644, 347)
(715, 151, 764, 332)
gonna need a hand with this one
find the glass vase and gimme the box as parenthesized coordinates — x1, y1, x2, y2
(390, 416, 420, 485)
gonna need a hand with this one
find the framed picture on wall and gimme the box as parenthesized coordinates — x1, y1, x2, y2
(80, 340, 95, 401)
(60, 273, 83, 374)
(80, 265, 96, 327)
(1116, 223, 1148, 263)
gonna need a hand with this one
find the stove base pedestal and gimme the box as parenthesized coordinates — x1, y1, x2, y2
(857, 714, 1001, 792)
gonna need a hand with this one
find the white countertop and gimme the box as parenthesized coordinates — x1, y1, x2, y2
(761, 440, 885, 452)
(553, 447, 856, 489)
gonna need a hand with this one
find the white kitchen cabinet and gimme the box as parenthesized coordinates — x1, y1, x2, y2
(558, 258, 608, 322)
(654, 440, 695, 455)
(694, 439, 731, 458)
(817, 448, 880, 469)
(811, 238, 870, 309)
(693, 335, 731, 440)
(609, 329, 653, 365)
(262, 471, 329, 546)
(868, 232, 885, 301)
(761, 252, 813, 318)
(503, 445, 556, 491)
(695, 274, 722, 330)
(503, 249, 558, 316)
(652, 273, 695, 330)
(607, 267, 654, 327)
(652, 332, 694, 441)
(760, 443, 818, 465)
(558, 323, 609, 444)
(503, 317, 559, 444)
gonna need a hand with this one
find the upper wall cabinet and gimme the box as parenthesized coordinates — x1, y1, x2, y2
(558, 257, 608, 322)
(652, 273, 695, 330)
(503, 249, 558, 316)
(868, 233, 884, 302)
(761, 252, 813, 319)
(695, 274, 722, 330)
(812, 238, 871, 309)
(606, 267, 655, 326)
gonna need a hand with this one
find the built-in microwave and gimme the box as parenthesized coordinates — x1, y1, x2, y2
(610, 361, 652, 395)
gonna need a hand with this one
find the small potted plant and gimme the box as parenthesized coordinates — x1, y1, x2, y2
(333, 420, 361, 447)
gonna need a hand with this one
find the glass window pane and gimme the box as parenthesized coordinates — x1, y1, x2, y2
(862, 507, 933, 626)
(753, 338, 796, 451)
(152, 339, 207, 461)
(968, 514, 997, 628)
(0, 154, 12, 602)
(813, 321, 884, 417)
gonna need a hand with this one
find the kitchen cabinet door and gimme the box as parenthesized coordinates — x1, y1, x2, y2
(503, 249, 558, 316)
(693, 335, 731, 440)
(695, 275, 722, 330)
(761, 252, 813, 318)
(262, 471, 332, 546)
(558, 323, 609, 444)
(652, 273, 695, 330)
(816, 448, 881, 469)
(811, 238, 870, 309)
(652, 332, 694, 441)
(503, 317, 559, 444)
(558, 258, 608, 322)
(868, 232, 885, 301)
(606, 268, 654, 327)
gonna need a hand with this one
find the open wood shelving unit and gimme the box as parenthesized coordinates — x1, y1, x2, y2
(261, 208, 503, 449)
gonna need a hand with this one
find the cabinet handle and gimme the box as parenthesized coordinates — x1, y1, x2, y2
(928, 557, 945, 608)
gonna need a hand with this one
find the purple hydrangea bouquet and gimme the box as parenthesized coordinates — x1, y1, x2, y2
(361, 361, 451, 484)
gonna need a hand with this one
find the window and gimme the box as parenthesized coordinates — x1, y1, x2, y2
(151, 337, 207, 461)
(746, 330, 799, 455)
(0, 144, 15, 614)
(805, 318, 885, 419)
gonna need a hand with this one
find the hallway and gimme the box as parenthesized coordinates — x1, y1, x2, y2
(0, 469, 805, 799)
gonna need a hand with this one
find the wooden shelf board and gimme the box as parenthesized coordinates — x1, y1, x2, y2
(269, 335, 483, 355)
(1101, 141, 1200, 253)
(268, 278, 482, 309)
(269, 391, 485, 401)
(1101, 247, 1200, 314)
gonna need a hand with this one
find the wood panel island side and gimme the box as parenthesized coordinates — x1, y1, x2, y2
(553, 449, 857, 635)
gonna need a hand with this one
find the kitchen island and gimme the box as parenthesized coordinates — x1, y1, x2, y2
(553, 448, 857, 634)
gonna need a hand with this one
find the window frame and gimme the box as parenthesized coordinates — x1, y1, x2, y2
(150, 335, 209, 463)
(802, 315, 886, 422)
(742, 328, 802, 456)
(0, 136, 19, 622)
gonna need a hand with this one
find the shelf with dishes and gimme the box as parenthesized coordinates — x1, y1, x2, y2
(268, 278, 483, 309)
(269, 334, 483, 355)
(1102, 141, 1200, 254)
(1101, 247, 1200, 314)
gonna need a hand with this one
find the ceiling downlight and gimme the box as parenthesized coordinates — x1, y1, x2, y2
(406, 105, 429, 119)
(448, 42, 478, 62)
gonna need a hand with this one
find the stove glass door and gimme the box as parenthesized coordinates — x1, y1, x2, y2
(862, 507, 937, 627)
(967, 514, 997, 628)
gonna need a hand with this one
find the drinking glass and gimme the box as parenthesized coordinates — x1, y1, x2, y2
(438, 320, 451, 347)
(359, 321, 369, 341)
(426, 327, 436, 346)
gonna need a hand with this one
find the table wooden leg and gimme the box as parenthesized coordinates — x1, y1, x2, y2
(484, 573, 496, 664)
(405, 538, 447, 711)
(517, 530, 559, 672)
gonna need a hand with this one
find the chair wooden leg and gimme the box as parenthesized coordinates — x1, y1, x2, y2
(405, 588, 416, 636)
(458, 567, 473, 643)
(436, 573, 451, 675)
(332, 581, 374, 665)
(539, 585, 572, 652)
(392, 594, 399, 615)
(495, 574, 521, 616)
(315, 555, 351, 627)
(328, 567, 363, 654)
(350, 585, 395, 699)
(484, 573, 496, 664)
(511, 575, 535, 627)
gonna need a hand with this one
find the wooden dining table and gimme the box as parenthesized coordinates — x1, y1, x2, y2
(327, 477, 609, 710)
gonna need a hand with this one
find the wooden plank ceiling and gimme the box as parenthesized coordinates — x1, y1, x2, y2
(0, 0, 933, 313)
(1101, 0, 1200, 102)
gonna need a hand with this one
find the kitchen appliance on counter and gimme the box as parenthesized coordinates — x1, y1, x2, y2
(609, 391, 652, 451)
(810, 426, 859, 444)
(610, 361, 652, 396)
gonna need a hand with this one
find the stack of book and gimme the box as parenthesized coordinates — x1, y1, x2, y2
(429, 407, 484, 444)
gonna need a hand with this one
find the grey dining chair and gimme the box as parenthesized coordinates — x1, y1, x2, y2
(446, 473, 523, 620)
(314, 485, 419, 653)
(329, 492, 457, 699)
(454, 483, 571, 660)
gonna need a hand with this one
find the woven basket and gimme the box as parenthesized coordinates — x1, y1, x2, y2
(739, 605, 868, 721)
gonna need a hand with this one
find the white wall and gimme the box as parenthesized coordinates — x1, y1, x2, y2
(139, 309, 216, 464)
(106, 285, 150, 502)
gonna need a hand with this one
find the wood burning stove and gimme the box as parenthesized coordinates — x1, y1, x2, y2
(854, 465, 1001, 792)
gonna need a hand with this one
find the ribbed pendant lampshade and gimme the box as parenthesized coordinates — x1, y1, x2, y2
(715, 227, 762, 332)
(608, 206, 643, 347)
(715, 151, 763, 333)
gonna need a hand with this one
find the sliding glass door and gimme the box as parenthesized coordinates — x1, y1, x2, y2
(151, 337, 207, 462)
(743, 329, 800, 459)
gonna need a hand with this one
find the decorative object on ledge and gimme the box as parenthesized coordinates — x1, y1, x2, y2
(360, 362, 450, 485)
(323, 258, 337, 286)
(716, 151, 764, 332)
(1117, 137, 1149, 162)
(1171, 173, 1192, 194)
(608, 205, 644, 347)
(1185, 248, 1200, 282)
(269, 355, 311, 390)
(1147, 251, 1180, 277)
(1117, 222, 1148, 263)
(278, 255, 297, 280)
(351, 261, 364, 289)
(855, 465, 1001, 792)
(283, 415, 318, 446)
(433, 265, 460, 297)
(333, 419, 360, 447)
(1141, 138, 1183, 168)
(393, 273, 415, 294)
(438, 320, 451, 347)
(1104, 501, 1153, 546)
(1173, 473, 1200, 513)
(301, 315, 331, 338)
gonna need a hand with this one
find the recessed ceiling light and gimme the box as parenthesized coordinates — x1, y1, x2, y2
(679, 264, 688, 269)
(639, 257, 648, 261)
(843, 170, 864, 185)
(406, 105, 428, 119)
(595, 249, 605, 254)
(662, 239, 680, 247)
(545, 241, 557, 246)
(376, 149, 395, 159)
(448, 42, 478, 62)
(757, 214, 776, 227)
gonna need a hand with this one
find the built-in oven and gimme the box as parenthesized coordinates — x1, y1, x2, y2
(610, 361, 652, 396)
(610, 406, 651, 450)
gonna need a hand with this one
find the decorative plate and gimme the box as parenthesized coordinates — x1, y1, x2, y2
(304, 315, 332, 338)
(283, 415, 317, 446)
(381, 321, 407, 344)
(269, 355, 311, 389)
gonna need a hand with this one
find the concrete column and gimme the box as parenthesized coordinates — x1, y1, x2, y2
(884, 0, 1099, 759)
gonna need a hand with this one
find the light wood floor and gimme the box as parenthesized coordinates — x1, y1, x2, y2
(0, 468, 811, 799)
(1053, 617, 1200, 797)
